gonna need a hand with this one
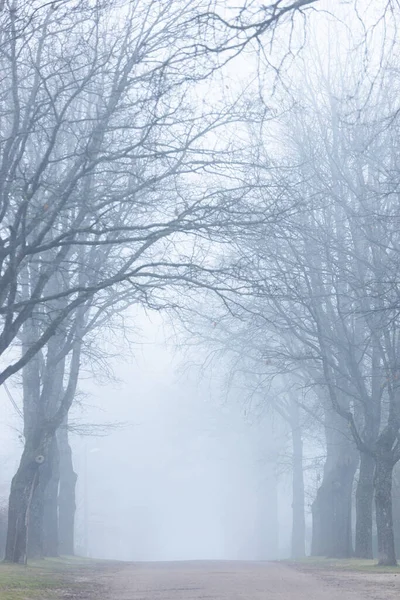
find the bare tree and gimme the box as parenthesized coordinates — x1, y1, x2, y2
(173, 291, 323, 559)
(0, 0, 249, 386)
(231, 36, 400, 563)
(0, 0, 321, 565)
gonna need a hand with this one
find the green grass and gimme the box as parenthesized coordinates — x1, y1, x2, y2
(0, 557, 93, 600)
(286, 556, 400, 573)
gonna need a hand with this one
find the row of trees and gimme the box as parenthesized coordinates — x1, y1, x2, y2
(180, 13, 400, 565)
(2, 0, 400, 567)
(0, 0, 316, 564)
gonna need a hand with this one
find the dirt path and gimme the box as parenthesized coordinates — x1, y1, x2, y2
(91, 561, 400, 600)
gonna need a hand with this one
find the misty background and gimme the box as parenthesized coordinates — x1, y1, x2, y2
(2, 0, 400, 571)
(1, 309, 300, 561)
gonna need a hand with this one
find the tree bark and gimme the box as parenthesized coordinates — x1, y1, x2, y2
(5, 447, 42, 563)
(375, 454, 397, 566)
(311, 410, 358, 558)
(355, 452, 375, 558)
(393, 464, 400, 557)
(42, 437, 60, 557)
(27, 471, 47, 559)
(26, 436, 59, 558)
(6, 315, 45, 563)
(58, 422, 78, 556)
(291, 404, 306, 558)
(5, 400, 57, 563)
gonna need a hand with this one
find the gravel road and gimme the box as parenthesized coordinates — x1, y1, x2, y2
(91, 560, 400, 600)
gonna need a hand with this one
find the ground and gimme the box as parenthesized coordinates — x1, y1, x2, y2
(1, 558, 400, 599)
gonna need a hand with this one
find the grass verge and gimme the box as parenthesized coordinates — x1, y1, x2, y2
(0, 557, 97, 600)
(285, 556, 400, 573)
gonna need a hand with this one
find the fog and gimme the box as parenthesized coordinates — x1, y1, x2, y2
(1, 309, 296, 562)
(71, 312, 289, 561)
(2, 0, 400, 574)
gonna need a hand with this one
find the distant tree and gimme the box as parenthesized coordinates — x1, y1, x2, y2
(233, 37, 400, 564)
(174, 297, 323, 559)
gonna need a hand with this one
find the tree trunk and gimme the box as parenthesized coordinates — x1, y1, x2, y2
(355, 452, 375, 558)
(42, 437, 60, 557)
(6, 286, 80, 564)
(5, 449, 41, 564)
(393, 464, 400, 558)
(26, 436, 59, 558)
(311, 409, 358, 558)
(7, 316, 43, 563)
(311, 460, 356, 558)
(291, 407, 306, 558)
(27, 472, 47, 559)
(311, 482, 326, 556)
(375, 455, 397, 566)
(58, 423, 77, 556)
